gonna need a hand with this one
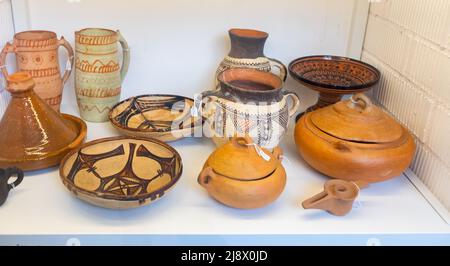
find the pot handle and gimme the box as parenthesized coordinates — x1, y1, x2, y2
(198, 166, 218, 188)
(0, 42, 16, 79)
(282, 90, 300, 118)
(58, 36, 75, 85)
(196, 90, 221, 119)
(272, 146, 283, 160)
(267, 57, 287, 82)
(117, 30, 130, 82)
(348, 93, 373, 112)
(6, 167, 24, 191)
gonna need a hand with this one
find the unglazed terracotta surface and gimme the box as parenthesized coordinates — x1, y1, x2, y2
(202, 68, 299, 149)
(294, 93, 416, 183)
(59, 137, 183, 209)
(0, 72, 87, 171)
(289, 55, 380, 118)
(109, 95, 204, 142)
(198, 137, 286, 209)
(216, 28, 287, 84)
(0, 30, 74, 111)
(75, 28, 130, 122)
(302, 179, 360, 216)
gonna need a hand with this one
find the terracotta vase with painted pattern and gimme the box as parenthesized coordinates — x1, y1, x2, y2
(75, 28, 130, 122)
(0, 30, 74, 111)
(216, 28, 287, 85)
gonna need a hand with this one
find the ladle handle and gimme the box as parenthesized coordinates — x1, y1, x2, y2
(302, 190, 332, 210)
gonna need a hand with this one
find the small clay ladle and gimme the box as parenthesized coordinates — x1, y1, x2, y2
(302, 179, 368, 216)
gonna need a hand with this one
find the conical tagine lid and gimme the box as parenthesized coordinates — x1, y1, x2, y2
(206, 136, 280, 180)
(310, 93, 404, 143)
(0, 72, 79, 163)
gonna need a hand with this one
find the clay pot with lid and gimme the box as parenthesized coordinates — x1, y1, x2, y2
(0, 72, 87, 171)
(294, 93, 416, 183)
(198, 137, 286, 209)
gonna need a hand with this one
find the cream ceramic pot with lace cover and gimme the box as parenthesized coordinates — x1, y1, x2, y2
(202, 68, 299, 149)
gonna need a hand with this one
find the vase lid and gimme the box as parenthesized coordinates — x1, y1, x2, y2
(310, 93, 404, 143)
(0, 72, 79, 162)
(206, 137, 280, 180)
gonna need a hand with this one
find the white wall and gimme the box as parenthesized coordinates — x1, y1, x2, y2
(361, 0, 450, 212)
(0, 0, 15, 118)
(2, 0, 368, 113)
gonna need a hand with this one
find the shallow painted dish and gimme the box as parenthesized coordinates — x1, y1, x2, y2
(59, 136, 183, 209)
(109, 94, 204, 142)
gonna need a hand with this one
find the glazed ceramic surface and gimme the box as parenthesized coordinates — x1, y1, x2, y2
(75, 28, 130, 122)
(109, 95, 204, 142)
(302, 179, 360, 216)
(0, 72, 87, 171)
(0, 168, 24, 207)
(203, 68, 299, 149)
(294, 93, 416, 183)
(0, 30, 74, 111)
(59, 137, 183, 209)
(216, 28, 287, 84)
(289, 55, 380, 119)
(198, 137, 286, 209)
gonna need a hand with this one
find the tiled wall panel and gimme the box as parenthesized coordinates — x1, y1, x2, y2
(363, 1, 450, 211)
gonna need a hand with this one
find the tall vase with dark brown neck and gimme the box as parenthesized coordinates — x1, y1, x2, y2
(216, 29, 287, 85)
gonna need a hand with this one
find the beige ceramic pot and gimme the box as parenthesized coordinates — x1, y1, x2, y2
(198, 137, 286, 209)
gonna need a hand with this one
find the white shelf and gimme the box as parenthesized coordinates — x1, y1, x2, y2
(1, 103, 449, 245)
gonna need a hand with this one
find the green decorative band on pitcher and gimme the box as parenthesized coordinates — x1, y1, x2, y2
(75, 28, 130, 122)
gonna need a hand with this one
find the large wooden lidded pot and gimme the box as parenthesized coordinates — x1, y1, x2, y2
(198, 137, 286, 209)
(294, 93, 415, 183)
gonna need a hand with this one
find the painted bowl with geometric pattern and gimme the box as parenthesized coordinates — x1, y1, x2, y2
(109, 94, 204, 142)
(59, 136, 183, 209)
(289, 55, 380, 120)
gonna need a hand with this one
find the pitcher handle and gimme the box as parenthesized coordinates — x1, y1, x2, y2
(267, 57, 287, 82)
(117, 30, 130, 82)
(6, 167, 24, 191)
(282, 90, 300, 118)
(0, 42, 16, 79)
(58, 36, 74, 85)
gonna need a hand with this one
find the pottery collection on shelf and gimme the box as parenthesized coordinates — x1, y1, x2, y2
(0, 30, 74, 112)
(0, 26, 416, 217)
